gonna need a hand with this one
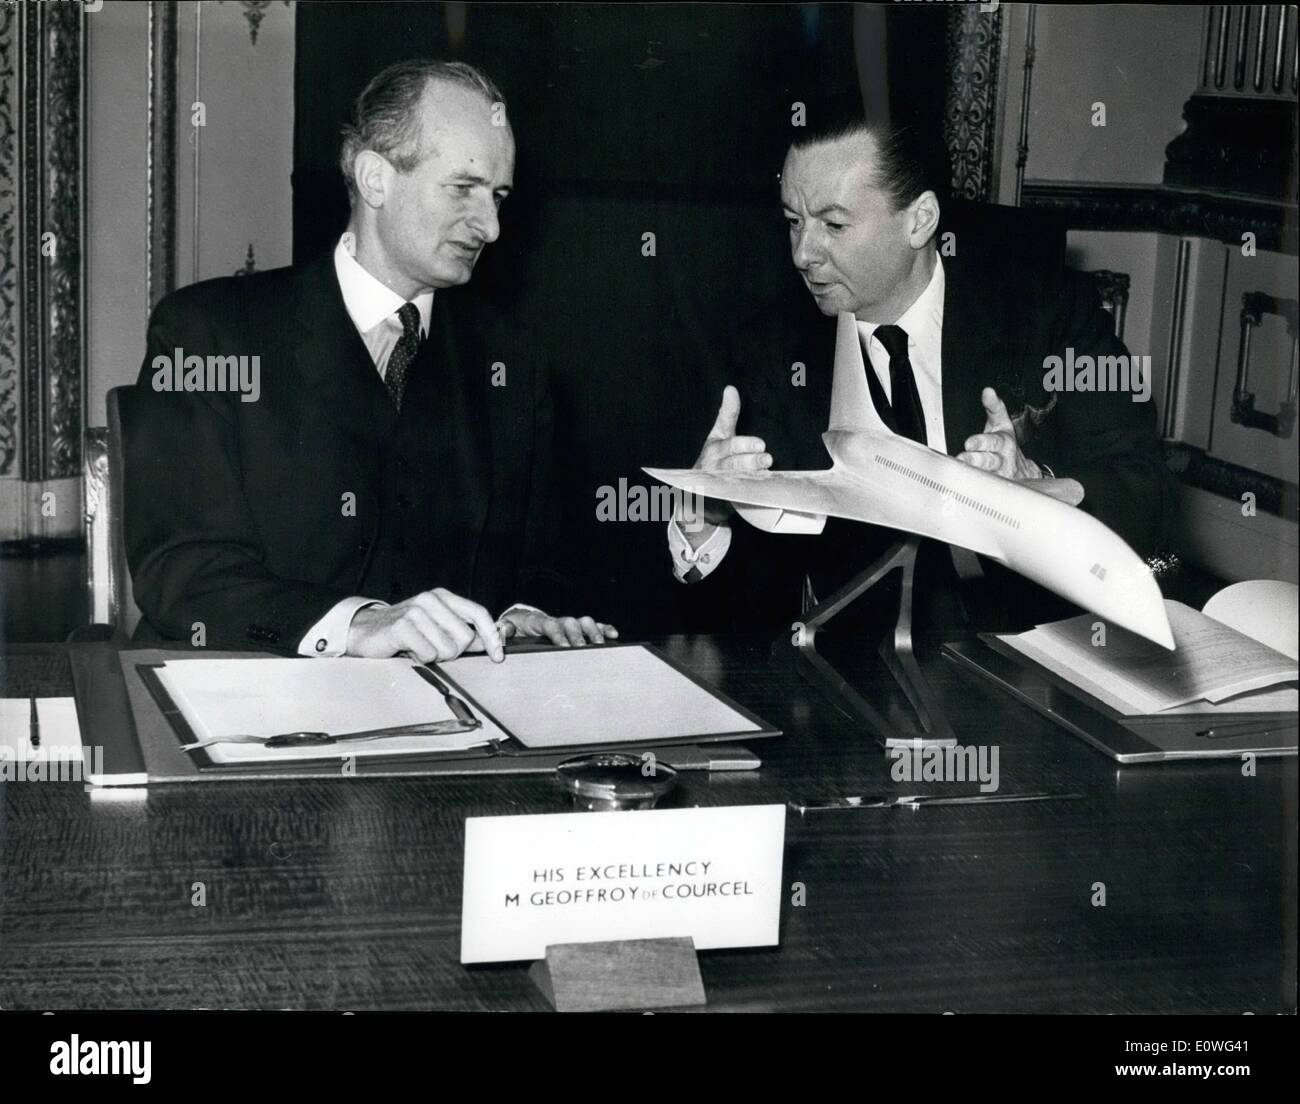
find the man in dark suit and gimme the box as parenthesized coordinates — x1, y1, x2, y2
(668, 108, 1175, 633)
(126, 59, 615, 660)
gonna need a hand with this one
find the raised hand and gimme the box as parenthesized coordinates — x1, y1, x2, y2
(957, 387, 1043, 481)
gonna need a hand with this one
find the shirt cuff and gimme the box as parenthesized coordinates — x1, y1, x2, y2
(498, 602, 544, 621)
(298, 596, 387, 657)
(667, 517, 731, 582)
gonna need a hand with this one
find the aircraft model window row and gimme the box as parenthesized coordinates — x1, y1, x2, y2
(873, 455, 1023, 530)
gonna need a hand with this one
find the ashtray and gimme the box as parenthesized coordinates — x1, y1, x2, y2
(555, 752, 678, 811)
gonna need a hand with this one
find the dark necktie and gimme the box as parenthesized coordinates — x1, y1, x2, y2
(870, 324, 927, 445)
(867, 324, 969, 631)
(384, 302, 422, 410)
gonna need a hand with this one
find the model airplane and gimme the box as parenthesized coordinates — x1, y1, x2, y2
(645, 311, 1174, 649)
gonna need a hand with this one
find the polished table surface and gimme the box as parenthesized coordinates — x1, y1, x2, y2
(1, 634, 1295, 1012)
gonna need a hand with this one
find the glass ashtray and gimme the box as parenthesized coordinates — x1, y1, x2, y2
(555, 753, 679, 811)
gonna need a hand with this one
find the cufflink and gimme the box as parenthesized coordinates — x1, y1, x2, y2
(315, 638, 327, 653)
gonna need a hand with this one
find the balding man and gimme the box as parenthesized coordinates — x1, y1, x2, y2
(127, 59, 615, 658)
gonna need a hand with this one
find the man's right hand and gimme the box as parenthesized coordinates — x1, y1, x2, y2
(346, 588, 505, 663)
(677, 386, 772, 547)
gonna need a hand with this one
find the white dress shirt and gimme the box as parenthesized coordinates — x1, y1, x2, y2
(299, 234, 436, 656)
(857, 255, 946, 452)
(668, 256, 946, 581)
(334, 230, 434, 372)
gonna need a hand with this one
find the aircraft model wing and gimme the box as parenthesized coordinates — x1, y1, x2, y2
(641, 467, 847, 536)
(643, 464, 1005, 555)
(642, 311, 1174, 649)
(642, 467, 841, 516)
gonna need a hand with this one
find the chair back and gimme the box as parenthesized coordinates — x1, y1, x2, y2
(83, 386, 140, 636)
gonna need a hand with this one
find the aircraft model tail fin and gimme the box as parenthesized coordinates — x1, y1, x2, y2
(829, 311, 891, 434)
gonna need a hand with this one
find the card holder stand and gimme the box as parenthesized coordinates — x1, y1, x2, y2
(527, 937, 705, 1012)
(779, 535, 960, 749)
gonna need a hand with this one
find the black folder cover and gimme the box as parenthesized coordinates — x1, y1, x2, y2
(68, 641, 148, 785)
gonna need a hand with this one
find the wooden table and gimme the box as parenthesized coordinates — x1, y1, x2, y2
(1, 635, 1294, 1012)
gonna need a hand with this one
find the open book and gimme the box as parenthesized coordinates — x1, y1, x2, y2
(995, 594, 1298, 717)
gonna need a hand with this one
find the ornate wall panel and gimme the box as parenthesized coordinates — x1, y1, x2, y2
(148, 0, 177, 311)
(1, 2, 16, 479)
(0, 1, 86, 490)
(944, 4, 1003, 203)
(1165, 4, 1299, 196)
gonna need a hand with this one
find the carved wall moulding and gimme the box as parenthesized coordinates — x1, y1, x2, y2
(0, 0, 86, 483)
(943, 4, 1003, 203)
(1166, 5, 1299, 199)
(221, 1, 292, 48)
(148, 1, 177, 311)
(1021, 180, 1300, 257)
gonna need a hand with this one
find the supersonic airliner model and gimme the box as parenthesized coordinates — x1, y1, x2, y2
(645, 311, 1174, 649)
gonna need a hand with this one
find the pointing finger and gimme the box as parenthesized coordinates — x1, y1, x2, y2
(981, 386, 1014, 432)
(435, 591, 503, 661)
(707, 385, 741, 440)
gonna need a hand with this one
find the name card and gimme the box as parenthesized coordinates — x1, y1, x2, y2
(460, 804, 786, 964)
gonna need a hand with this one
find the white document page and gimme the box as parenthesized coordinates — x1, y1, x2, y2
(156, 658, 498, 764)
(440, 644, 763, 748)
(1000, 600, 1298, 715)
(0, 697, 83, 761)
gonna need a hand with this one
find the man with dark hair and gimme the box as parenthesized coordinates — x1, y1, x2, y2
(126, 59, 615, 659)
(667, 105, 1174, 633)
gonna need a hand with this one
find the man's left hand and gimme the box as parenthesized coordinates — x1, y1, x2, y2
(957, 387, 1042, 480)
(498, 609, 619, 648)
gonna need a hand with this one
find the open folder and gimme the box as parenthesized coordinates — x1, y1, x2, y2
(149, 644, 774, 768)
(943, 597, 1297, 763)
(73, 642, 777, 784)
(151, 658, 501, 766)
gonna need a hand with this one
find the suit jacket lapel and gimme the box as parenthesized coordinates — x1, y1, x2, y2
(288, 251, 397, 438)
(940, 256, 996, 457)
(427, 291, 493, 569)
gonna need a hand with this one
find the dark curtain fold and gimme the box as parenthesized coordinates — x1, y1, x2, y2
(292, 2, 949, 633)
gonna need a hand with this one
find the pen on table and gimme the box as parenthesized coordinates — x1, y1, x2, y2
(29, 696, 40, 750)
(1195, 722, 1297, 740)
(788, 791, 1084, 814)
